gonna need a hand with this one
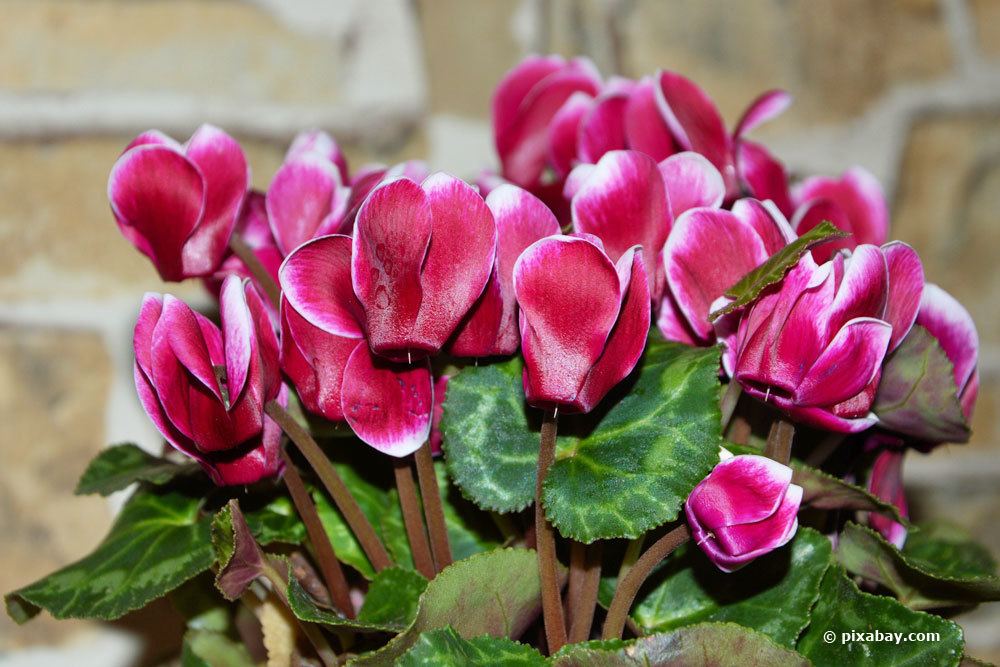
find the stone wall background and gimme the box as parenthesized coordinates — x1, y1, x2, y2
(1, 0, 998, 664)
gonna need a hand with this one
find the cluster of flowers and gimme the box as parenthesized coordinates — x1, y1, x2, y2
(109, 55, 978, 572)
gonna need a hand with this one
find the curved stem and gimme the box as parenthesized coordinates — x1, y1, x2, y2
(281, 450, 355, 618)
(764, 418, 795, 465)
(261, 558, 338, 667)
(602, 524, 691, 640)
(719, 381, 742, 433)
(229, 235, 281, 308)
(393, 457, 436, 579)
(536, 410, 567, 654)
(266, 401, 393, 571)
(414, 441, 452, 572)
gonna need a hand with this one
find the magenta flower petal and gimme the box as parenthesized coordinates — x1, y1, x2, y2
(657, 291, 701, 346)
(267, 154, 346, 255)
(209, 384, 288, 486)
(340, 344, 433, 457)
(515, 235, 621, 409)
(917, 283, 979, 395)
(737, 141, 793, 216)
(866, 438, 908, 549)
(826, 245, 889, 334)
(430, 375, 449, 456)
(578, 93, 630, 164)
(624, 77, 676, 162)
(412, 173, 497, 352)
(796, 317, 892, 407)
(280, 234, 365, 339)
(733, 90, 792, 139)
(352, 178, 431, 353)
(714, 484, 802, 559)
(281, 300, 360, 422)
(548, 92, 593, 177)
(655, 71, 730, 173)
(659, 152, 726, 219)
(882, 242, 924, 352)
(793, 167, 889, 262)
(286, 129, 349, 182)
(492, 55, 566, 144)
(448, 266, 505, 357)
(182, 125, 250, 276)
(731, 198, 795, 255)
(688, 455, 793, 529)
(109, 144, 205, 281)
(572, 150, 668, 296)
(159, 295, 223, 400)
(575, 248, 651, 413)
(664, 208, 769, 341)
(220, 275, 255, 402)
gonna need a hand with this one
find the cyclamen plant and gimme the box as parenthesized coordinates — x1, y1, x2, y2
(6, 55, 997, 666)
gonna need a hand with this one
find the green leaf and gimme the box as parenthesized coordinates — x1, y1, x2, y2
(797, 565, 964, 666)
(243, 495, 307, 546)
(397, 627, 546, 666)
(544, 340, 722, 542)
(552, 622, 810, 666)
(381, 462, 503, 570)
(181, 629, 254, 667)
(311, 461, 394, 579)
(5, 490, 214, 623)
(440, 356, 548, 513)
(287, 566, 426, 633)
(350, 548, 549, 666)
(628, 527, 831, 647)
(836, 522, 1000, 610)
(791, 460, 908, 524)
(710, 221, 849, 321)
(904, 522, 997, 579)
(75, 443, 197, 496)
(874, 325, 971, 443)
(211, 500, 268, 601)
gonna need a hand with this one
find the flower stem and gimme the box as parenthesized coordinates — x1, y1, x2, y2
(602, 524, 691, 640)
(567, 541, 603, 643)
(719, 381, 742, 433)
(393, 457, 436, 579)
(764, 418, 795, 464)
(616, 535, 645, 584)
(260, 557, 338, 667)
(280, 450, 355, 618)
(229, 235, 281, 308)
(536, 409, 567, 654)
(266, 401, 393, 571)
(413, 441, 452, 572)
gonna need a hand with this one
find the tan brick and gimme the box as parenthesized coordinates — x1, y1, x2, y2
(969, 0, 1000, 59)
(618, 0, 952, 127)
(0, 0, 345, 106)
(415, 0, 524, 118)
(0, 327, 113, 648)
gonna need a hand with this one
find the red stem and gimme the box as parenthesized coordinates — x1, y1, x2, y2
(536, 410, 567, 654)
(414, 441, 452, 572)
(393, 457, 436, 579)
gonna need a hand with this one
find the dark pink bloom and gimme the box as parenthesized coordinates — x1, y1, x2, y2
(514, 235, 650, 413)
(133, 276, 283, 485)
(571, 150, 725, 303)
(718, 244, 922, 433)
(279, 235, 435, 456)
(493, 55, 601, 189)
(450, 185, 560, 357)
(109, 126, 249, 281)
(660, 199, 794, 344)
(792, 167, 889, 263)
(685, 453, 802, 572)
(865, 435, 908, 549)
(918, 284, 979, 421)
(286, 129, 349, 183)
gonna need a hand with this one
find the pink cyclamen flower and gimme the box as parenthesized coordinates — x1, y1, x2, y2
(109, 125, 250, 281)
(865, 435, 908, 549)
(278, 233, 435, 457)
(449, 185, 560, 357)
(918, 284, 979, 422)
(686, 453, 802, 572)
(718, 242, 923, 433)
(133, 275, 283, 485)
(792, 167, 889, 263)
(661, 199, 795, 345)
(570, 150, 725, 303)
(493, 55, 602, 189)
(514, 234, 650, 413)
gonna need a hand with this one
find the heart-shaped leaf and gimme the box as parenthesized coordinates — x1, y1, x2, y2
(543, 340, 722, 542)
(350, 548, 550, 665)
(397, 627, 546, 666)
(874, 326, 971, 443)
(797, 565, 964, 666)
(791, 461, 908, 524)
(626, 527, 831, 647)
(552, 622, 810, 666)
(6, 490, 214, 622)
(836, 522, 1000, 610)
(75, 443, 198, 496)
(710, 221, 848, 321)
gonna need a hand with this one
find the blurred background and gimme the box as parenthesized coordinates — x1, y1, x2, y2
(0, 0, 998, 664)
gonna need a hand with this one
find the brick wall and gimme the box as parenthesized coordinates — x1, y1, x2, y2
(1, 1, 998, 664)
